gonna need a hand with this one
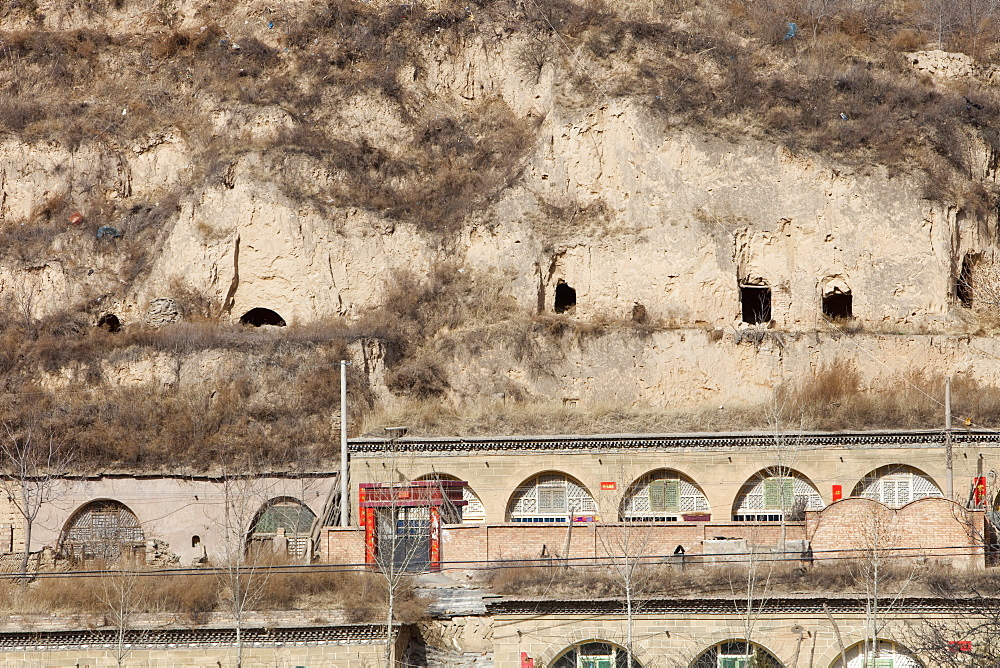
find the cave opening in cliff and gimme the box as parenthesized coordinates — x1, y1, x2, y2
(240, 308, 287, 327)
(740, 286, 771, 324)
(97, 314, 121, 333)
(957, 254, 977, 308)
(822, 292, 853, 319)
(554, 280, 576, 313)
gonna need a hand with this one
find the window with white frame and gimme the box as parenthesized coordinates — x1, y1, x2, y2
(733, 473, 824, 521)
(691, 641, 782, 668)
(621, 471, 709, 521)
(835, 640, 922, 668)
(853, 466, 942, 508)
(508, 473, 597, 523)
(416, 474, 486, 523)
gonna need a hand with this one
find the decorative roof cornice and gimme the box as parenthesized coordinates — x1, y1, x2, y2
(486, 596, 997, 615)
(0, 623, 393, 649)
(350, 429, 998, 455)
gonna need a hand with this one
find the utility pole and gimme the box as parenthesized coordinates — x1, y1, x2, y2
(340, 360, 350, 527)
(945, 376, 953, 501)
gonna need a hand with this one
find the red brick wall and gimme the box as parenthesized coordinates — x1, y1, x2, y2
(806, 497, 985, 568)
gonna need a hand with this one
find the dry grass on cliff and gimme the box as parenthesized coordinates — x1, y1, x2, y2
(0, 567, 424, 622)
(363, 364, 1000, 437)
(482, 561, 980, 599)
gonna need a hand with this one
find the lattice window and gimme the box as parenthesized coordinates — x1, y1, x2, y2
(508, 474, 597, 522)
(855, 467, 942, 508)
(841, 641, 922, 668)
(622, 472, 709, 520)
(733, 474, 824, 521)
(416, 475, 486, 523)
(61, 500, 144, 561)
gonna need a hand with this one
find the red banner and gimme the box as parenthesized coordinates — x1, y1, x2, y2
(974, 477, 988, 506)
(832, 484, 842, 501)
(600, 481, 617, 490)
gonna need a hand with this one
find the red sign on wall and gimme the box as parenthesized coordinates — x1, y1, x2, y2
(974, 477, 988, 506)
(948, 640, 972, 653)
(521, 652, 535, 668)
(600, 481, 617, 491)
(832, 484, 842, 501)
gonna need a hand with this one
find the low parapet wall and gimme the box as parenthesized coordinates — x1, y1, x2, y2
(320, 497, 988, 569)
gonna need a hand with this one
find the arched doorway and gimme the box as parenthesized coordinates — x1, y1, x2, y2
(248, 497, 316, 558)
(851, 465, 943, 508)
(732, 469, 824, 521)
(691, 640, 782, 667)
(507, 472, 597, 523)
(551, 640, 641, 668)
(239, 307, 286, 327)
(620, 469, 709, 522)
(59, 500, 145, 562)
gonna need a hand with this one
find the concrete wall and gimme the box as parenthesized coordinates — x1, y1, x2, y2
(7, 475, 333, 565)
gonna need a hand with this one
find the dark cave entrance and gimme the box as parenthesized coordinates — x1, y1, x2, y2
(240, 308, 287, 327)
(554, 280, 576, 314)
(740, 286, 771, 324)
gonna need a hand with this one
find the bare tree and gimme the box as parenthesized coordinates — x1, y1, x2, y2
(596, 466, 654, 668)
(371, 426, 427, 667)
(0, 424, 72, 578)
(96, 549, 148, 668)
(215, 462, 271, 668)
(845, 502, 918, 666)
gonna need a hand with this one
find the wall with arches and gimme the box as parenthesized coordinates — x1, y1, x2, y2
(17, 474, 333, 565)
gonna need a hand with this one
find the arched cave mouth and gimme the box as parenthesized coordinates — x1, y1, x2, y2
(240, 308, 287, 327)
(554, 280, 576, 314)
(822, 292, 853, 319)
(97, 314, 122, 333)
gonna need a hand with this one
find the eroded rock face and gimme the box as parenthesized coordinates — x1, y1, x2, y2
(1, 7, 999, 412)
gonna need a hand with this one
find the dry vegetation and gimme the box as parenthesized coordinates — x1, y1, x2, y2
(363, 361, 1000, 435)
(0, 567, 425, 623)
(0, 311, 375, 469)
(482, 561, 998, 599)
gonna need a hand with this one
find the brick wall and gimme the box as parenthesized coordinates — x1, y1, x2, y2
(806, 497, 985, 568)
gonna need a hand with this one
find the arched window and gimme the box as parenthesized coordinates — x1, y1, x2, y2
(691, 641, 782, 668)
(239, 307, 286, 327)
(621, 470, 709, 521)
(851, 465, 942, 508)
(733, 470, 824, 521)
(415, 474, 485, 523)
(507, 473, 597, 523)
(830, 640, 922, 667)
(249, 498, 316, 558)
(59, 500, 144, 562)
(551, 641, 640, 668)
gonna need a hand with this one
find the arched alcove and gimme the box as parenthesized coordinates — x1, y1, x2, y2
(551, 640, 642, 668)
(830, 639, 922, 667)
(554, 280, 576, 313)
(97, 313, 122, 332)
(249, 497, 316, 558)
(59, 499, 144, 562)
(507, 472, 597, 523)
(240, 307, 286, 327)
(851, 465, 942, 508)
(732, 469, 824, 521)
(415, 473, 485, 523)
(691, 640, 782, 667)
(620, 469, 709, 521)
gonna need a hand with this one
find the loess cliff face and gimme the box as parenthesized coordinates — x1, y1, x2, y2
(3, 0, 1000, 452)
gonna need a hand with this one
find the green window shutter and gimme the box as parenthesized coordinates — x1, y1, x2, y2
(875, 659, 894, 668)
(649, 481, 665, 511)
(781, 478, 795, 509)
(763, 478, 779, 509)
(663, 480, 680, 512)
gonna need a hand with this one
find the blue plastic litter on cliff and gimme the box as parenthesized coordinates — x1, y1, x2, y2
(784, 22, 797, 40)
(268, 21, 274, 29)
(96, 226, 122, 240)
